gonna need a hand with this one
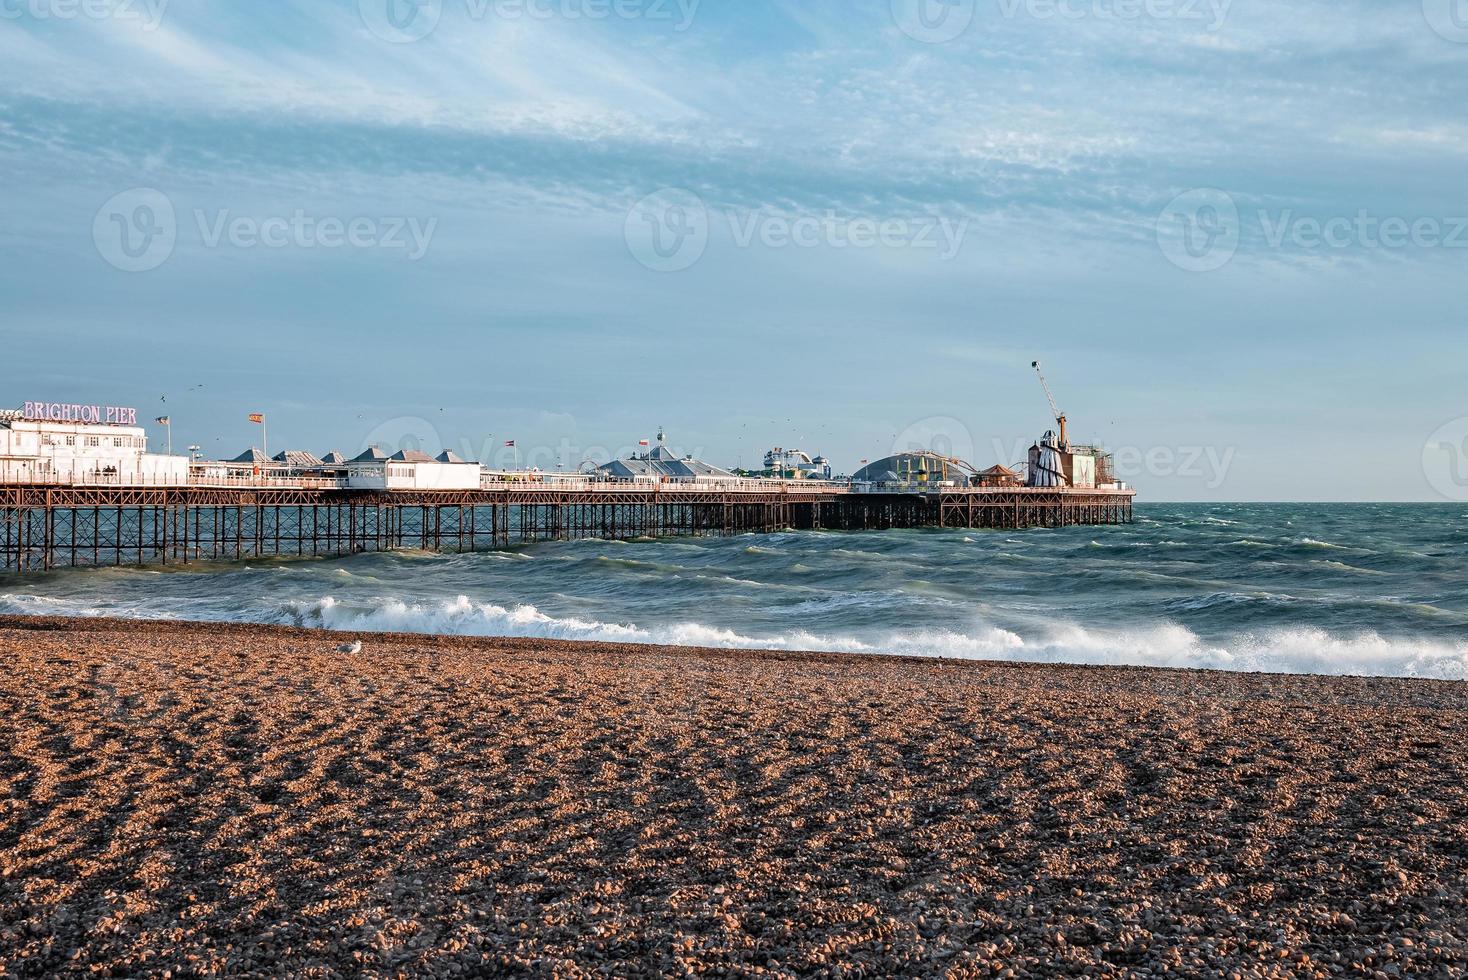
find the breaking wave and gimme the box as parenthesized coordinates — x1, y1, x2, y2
(4, 503, 1466, 681)
(274, 596, 1468, 679)
(7, 590, 1464, 680)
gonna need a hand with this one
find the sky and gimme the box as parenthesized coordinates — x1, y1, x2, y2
(1, 0, 1466, 501)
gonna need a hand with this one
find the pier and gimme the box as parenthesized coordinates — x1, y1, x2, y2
(0, 480, 1133, 575)
(1, 399, 1136, 575)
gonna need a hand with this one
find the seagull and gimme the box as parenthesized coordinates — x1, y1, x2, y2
(337, 640, 363, 655)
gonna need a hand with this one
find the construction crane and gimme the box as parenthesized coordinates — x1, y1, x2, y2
(1031, 360, 1068, 450)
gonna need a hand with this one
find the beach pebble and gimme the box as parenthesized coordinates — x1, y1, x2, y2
(0, 616, 1464, 978)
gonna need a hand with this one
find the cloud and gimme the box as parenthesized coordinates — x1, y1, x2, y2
(4, 0, 1465, 237)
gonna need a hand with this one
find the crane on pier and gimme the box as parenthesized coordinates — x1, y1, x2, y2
(1031, 360, 1068, 450)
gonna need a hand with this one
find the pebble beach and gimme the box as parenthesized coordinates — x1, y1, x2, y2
(1, 615, 1465, 978)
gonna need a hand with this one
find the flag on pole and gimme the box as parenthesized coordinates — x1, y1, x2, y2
(155, 416, 170, 425)
(639, 439, 650, 447)
(248, 413, 269, 460)
(504, 439, 516, 447)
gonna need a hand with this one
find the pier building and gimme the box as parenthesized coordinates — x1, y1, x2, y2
(1, 406, 188, 486)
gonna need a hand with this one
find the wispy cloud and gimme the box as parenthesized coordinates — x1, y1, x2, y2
(2, 0, 1466, 497)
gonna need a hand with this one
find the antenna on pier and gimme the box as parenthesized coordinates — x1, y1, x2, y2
(1031, 360, 1068, 450)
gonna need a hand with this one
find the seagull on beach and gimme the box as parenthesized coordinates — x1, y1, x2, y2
(337, 640, 363, 655)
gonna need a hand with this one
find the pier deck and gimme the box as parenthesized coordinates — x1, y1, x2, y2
(0, 482, 1134, 574)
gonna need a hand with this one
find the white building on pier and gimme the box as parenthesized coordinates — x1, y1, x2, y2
(0, 406, 188, 485)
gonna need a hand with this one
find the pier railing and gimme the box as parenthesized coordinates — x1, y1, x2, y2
(0, 470, 352, 490)
(479, 477, 839, 494)
(0, 468, 1135, 497)
(0, 469, 844, 495)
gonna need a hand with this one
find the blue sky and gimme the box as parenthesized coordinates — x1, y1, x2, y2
(2, 0, 1466, 500)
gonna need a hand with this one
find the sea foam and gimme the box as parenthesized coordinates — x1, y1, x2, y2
(273, 595, 1468, 681)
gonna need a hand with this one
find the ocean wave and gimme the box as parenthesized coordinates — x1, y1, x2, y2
(0, 592, 191, 620)
(688, 573, 800, 591)
(1090, 539, 1188, 549)
(1165, 591, 1296, 613)
(10, 589, 1463, 681)
(1309, 559, 1387, 576)
(1295, 537, 1352, 551)
(252, 599, 1468, 680)
(592, 556, 685, 574)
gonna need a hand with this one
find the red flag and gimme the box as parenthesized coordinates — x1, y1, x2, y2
(639, 439, 650, 447)
(248, 413, 265, 424)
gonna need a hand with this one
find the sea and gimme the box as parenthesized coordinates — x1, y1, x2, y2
(3, 503, 1465, 679)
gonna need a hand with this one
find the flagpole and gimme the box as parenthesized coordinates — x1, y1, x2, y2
(263, 417, 269, 461)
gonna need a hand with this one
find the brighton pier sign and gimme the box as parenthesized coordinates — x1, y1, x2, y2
(22, 401, 138, 426)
